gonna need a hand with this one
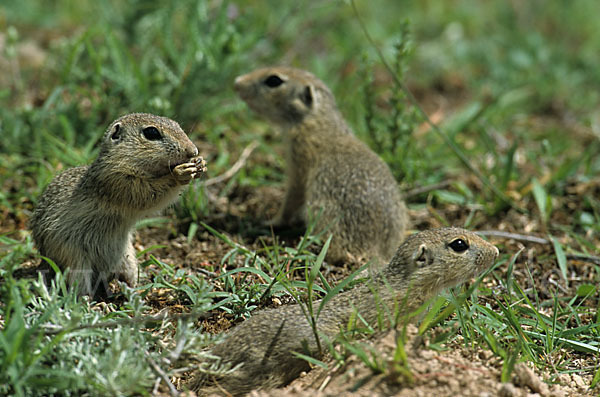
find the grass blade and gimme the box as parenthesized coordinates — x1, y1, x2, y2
(550, 236, 569, 286)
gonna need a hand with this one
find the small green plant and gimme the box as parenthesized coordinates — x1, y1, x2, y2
(0, 237, 224, 396)
(200, 221, 328, 319)
(359, 21, 422, 185)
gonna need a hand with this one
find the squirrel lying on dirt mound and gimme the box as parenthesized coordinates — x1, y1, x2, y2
(31, 113, 206, 298)
(191, 227, 499, 396)
(234, 66, 408, 265)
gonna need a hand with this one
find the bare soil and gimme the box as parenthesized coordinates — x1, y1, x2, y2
(250, 325, 593, 397)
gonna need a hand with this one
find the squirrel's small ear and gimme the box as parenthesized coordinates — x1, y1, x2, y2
(413, 244, 431, 267)
(301, 85, 314, 107)
(110, 123, 122, 142)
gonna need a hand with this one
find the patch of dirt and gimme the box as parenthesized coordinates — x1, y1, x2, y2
(251, 325, 592, 397)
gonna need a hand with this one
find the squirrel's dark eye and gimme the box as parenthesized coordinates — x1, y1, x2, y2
(448, 238, 469, 253)
(142, 126, 162, 141)
(263, 75, 284, 88)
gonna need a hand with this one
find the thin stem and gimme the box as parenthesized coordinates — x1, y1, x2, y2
(350, 0, 520, 210)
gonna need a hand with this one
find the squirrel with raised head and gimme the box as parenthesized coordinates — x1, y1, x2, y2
(191, 227, 499, 395)
(30, 113, 206, 298)
(234, 66, 408, 265)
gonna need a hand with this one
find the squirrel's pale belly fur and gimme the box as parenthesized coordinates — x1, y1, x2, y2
(191, 227, 499, 396)
(31, 113, 206, 298)
(234, 67, 408, 265)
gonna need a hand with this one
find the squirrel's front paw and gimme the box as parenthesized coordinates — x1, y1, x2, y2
(192, 156, 208, 174)
(172, 156, 207, 184)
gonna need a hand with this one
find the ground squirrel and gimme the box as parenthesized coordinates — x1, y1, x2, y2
(191, 227, 499, 396)
(234, 66, 408, 264)
(30, 113, 206, 298)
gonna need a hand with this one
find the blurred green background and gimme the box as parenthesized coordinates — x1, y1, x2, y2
(2, 0, 600, 213)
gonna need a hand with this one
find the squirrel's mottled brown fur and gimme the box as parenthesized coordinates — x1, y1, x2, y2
(192, 227, 499, 396)
(234, 67, 408, 265)
(31, 113, 206, 298)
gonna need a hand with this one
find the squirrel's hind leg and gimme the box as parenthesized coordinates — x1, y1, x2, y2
(118, 239, 139, 288)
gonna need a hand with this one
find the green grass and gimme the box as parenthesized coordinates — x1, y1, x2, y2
(1, 0, 600, 395)
(0, 246, 225, 396)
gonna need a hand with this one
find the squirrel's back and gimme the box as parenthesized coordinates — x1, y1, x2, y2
(234, 67, 408, 264)
(192, 227, 499, 396)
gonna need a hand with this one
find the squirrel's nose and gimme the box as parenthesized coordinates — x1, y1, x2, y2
(233, 75, 244, 91)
